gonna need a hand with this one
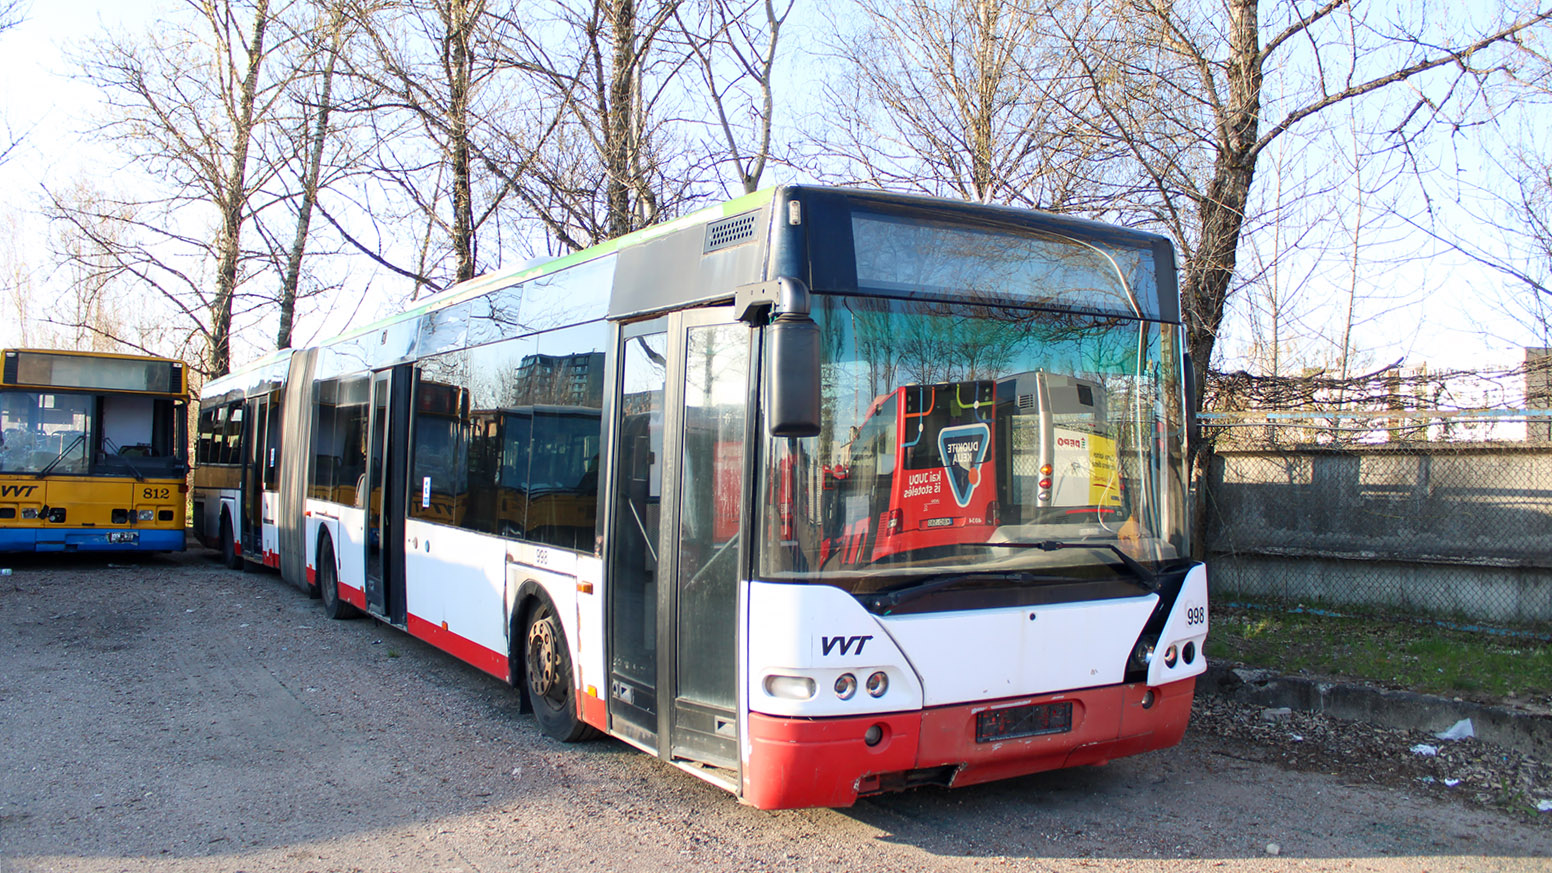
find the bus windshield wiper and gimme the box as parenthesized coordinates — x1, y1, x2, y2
(862, 571, 1062, 614)
(984, 540, 1160, 593)
(35, 434, 86, 478)
(103, 437, 148, 481)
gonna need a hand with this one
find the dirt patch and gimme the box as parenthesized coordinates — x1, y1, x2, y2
(2, 549, 1550, 872)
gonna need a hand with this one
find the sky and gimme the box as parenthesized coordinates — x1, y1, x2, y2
(0, 0, 1546, 384)
(0, 0, 165, 194)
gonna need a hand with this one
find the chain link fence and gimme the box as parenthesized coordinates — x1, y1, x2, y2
(1204, 438, 1552, 630)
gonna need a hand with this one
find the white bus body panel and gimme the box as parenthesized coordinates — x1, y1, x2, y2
(303, 498, 368, 595)
(746, 581, 924, 719)
(574, 554, 605, 696)
(336, 504, 367, 592)
(405, 518, 509, 655)
(880, 594, 1157, 705)
(1147, 563, 1210, 687)
(504, 541, 584, 685)
(220, 495, 239, 541)
(261, 490, 280, 562)
(195, 488, 238, 543)
(747, 579, 1198, 717)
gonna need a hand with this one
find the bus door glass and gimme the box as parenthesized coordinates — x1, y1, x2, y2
(365, 371, 389, 614)
(364, 366, 412, 623)
(241, 394, 267, 551)
(607, 310, 748, 767)
(607, 321, 668, 746)
(669, 317, 748, 768)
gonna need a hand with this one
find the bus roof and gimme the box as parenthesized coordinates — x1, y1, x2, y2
(208, 185, 1180, 396)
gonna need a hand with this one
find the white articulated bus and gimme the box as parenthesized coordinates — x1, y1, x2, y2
(192, 185, 1207, 809)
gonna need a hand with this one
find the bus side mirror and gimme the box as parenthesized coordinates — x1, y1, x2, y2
(741, 276, 821, 439)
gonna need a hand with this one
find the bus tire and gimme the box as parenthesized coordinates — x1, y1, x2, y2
(524, 597, 596, 743)
(317, 533, 359, 620)
(219, 514, 243, 570)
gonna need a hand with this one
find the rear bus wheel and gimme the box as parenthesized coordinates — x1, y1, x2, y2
(525, 599, 595, 743)
(219, 514, 243, 570)
(318, 534, 358, 620)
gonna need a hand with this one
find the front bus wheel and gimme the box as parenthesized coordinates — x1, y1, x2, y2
(317, 533, 358, 620)
(525, 599, 596, 743)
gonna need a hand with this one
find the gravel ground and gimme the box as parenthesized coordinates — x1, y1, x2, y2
(2, 548, 1551, 873)
(1191, 693, 1552, 821)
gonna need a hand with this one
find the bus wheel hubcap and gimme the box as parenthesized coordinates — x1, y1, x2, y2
(527, 617, 560, 699)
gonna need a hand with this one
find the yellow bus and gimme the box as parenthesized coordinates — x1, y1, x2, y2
(0, 349, 190, 552)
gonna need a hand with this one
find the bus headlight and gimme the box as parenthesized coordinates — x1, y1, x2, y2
(137, 510, 156, 521)
(763, 674, 816, 700)
(21, 508, 39, 519)
(834, 673, 858, 699)
(866, 671, 889, 698)
(1132, 637, 1156, 669)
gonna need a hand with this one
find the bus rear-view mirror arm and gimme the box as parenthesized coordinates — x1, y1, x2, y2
(738, 276, 821, 439)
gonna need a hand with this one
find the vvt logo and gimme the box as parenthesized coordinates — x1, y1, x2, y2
(820, 635, 873, 656)
(1, 484, 38, 499)
(938, 422, 990, 508)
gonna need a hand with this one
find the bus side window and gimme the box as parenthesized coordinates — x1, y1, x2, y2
(196, 407, 217, 464)
(222, 402, 244, 465)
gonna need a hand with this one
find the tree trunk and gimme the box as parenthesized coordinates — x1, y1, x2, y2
(278, 16, 341, 350)
(210, 0, 272, 377)
(606, 0, 637, 239)
(1181, 0, 1261, 560)
(1181, 0, 1260, 397)
(446, 0, 478, 283)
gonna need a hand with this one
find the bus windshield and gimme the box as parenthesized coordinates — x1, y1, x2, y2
(0, 389, 187, 477)
(758, 295, 1189, 595)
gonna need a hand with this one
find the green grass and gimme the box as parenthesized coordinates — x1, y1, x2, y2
(1204, 604, 1552, 701)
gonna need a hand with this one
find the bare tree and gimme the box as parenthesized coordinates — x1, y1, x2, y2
(270, 0, 352, 348)
(53, 0, 303, 377)
(675, 0, 794, 195)
(1409, 40, 1552, 350)
(1050, 0, 1552, 556)
(824, 0, 1550, 384)
(41, 182, 164, 354)
(811, 0, 1115, 209)
(340, 0, 472, 291)
(1046, 0, 1552, 395)
(213, 0, 280, 374)
(0, 208, 49, 348)
(0, 0, 29, 167)
(505, 0, 700, 250)
(339, 0, 564, 293)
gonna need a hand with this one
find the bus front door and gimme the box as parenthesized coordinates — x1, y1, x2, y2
(364, 365, 411, 625)
(240, 394, 268, 557)
(607, 310, 747, 773)
(666, 316, 748, 770)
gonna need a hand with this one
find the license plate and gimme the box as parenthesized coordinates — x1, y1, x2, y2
(975, 700, 1074, 743)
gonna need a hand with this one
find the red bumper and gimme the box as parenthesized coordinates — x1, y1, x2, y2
(742, 677, 1195, 810)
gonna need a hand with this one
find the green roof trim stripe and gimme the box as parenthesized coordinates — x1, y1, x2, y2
(325, 187, 776, 344)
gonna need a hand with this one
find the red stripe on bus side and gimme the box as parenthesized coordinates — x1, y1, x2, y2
(580, 690, 607, 731)
(333, 581, 366, 610)
(406, 613, 510, 681)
